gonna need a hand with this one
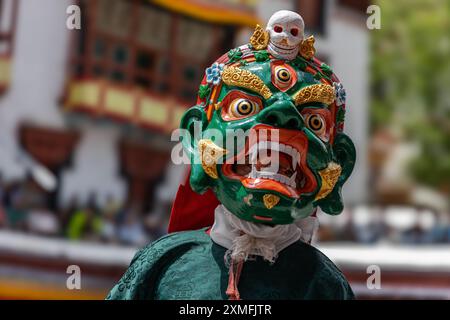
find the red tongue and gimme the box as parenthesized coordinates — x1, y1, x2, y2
(256, 152, 292, 173)
(279, 153, 291, 169)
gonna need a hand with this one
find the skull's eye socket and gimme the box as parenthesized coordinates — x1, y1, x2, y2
(276, 67, 291, 83)
(230, 98, 260, 118)
(306, 114, 325, 133)
(274, 25, 283, 33)
(290, 28, 299, 36)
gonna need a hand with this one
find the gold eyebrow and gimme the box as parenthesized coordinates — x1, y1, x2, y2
(293, 84, 335, 106)
(221, 66, 272, 100)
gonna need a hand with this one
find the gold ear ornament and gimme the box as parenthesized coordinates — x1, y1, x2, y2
(249, 24, 269, 50)
(198, 139, 228, 179)
(315, 162, 342, 201)
(299, 35, 316, 60)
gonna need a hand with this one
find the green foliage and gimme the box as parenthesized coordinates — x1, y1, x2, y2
(239, 60, 248, 67)
(314, 72, 323, 80)
(320, 63, 333, 77)
(291, 57, 307, 70)
(227, 48, 243, 63)
(198, 85, 211, 99)
(371, 0, 450, 191)
(254, 50, 270, 62)
(313, 71, 331, 82)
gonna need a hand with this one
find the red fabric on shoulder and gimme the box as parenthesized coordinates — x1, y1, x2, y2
(168, 168, 219, 233)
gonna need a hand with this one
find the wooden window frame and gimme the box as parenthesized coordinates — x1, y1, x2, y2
(0, 0, 18, 94)
(337, 0, 371, 14)
(296, 0, 326, 36)
(69, 0, 231, 106)
(0, 0, 19, 55)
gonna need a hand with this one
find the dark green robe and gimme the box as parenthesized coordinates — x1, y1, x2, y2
(107, 228, 354, 300)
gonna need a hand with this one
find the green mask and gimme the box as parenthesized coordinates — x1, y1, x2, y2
(180, 38, 355, 225)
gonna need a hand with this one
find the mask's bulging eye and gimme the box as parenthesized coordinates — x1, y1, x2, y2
(301, 108, 331, 142)
(221, 91, 263, 121)
(230, 98, 261, 118)
(306, 114, 325, 133)
(290, 28, 299, 36)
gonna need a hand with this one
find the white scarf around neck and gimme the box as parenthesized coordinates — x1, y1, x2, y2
(210, 205, 318, 264)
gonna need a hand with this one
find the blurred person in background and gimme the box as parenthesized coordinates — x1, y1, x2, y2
(25, 205, 60, 236)
(0, 173, 6, 228)
(3, 180, 28, 231)
(401, 221, 425, 244)
(59, 195, 80, 236)
(141, 174, 179, 241)
(99, 194, 121, 243)
(0, 173, 4, 205)
(19, 177, 60, 235)
(423, 211, 450, 244)
(0, 206, 6, 228)
(117, 204, 148, 246)
(143, 211, 167, 242)
(66, 192, 102, 241)
(86, 192, 100, 216)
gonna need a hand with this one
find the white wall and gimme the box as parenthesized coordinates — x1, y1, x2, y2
(60, 124, 126, 208)
(257, 0, 295, 21)
(324, 18, 369, 205)
(0, 0, 70, 180)
(0, 0, 126, 207)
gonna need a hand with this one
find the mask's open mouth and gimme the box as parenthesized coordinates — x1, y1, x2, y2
(222, 125, 317, 198)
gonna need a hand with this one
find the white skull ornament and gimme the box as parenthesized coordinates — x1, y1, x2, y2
(266, 10, 305, 61)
